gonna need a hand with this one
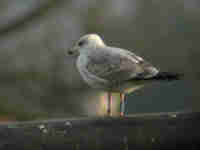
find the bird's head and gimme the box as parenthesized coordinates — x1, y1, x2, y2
(68, 34, 105, 56)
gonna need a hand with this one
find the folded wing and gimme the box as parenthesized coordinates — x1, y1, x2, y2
(86, 46, 159, 82)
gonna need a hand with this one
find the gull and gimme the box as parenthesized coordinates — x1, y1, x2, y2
(68, 34, 182, 117)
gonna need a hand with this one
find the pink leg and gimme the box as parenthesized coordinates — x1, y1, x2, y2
(107, 93, 112, 116)
(120, 93, 125, 117)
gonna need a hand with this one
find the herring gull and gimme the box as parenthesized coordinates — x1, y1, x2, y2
(68, 34, 182, 117)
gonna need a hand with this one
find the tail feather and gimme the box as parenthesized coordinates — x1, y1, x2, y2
(132, 72, 183, 81)
(148, 72, 183, 81)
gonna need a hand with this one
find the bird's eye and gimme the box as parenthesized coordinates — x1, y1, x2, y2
(78, 41, 85, 47)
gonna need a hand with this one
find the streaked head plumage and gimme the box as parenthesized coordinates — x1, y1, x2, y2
(68, 33, 105, 56)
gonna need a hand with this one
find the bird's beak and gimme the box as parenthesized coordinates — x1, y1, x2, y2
(67, 46, 80, 57)
(67, 48, 73, 55)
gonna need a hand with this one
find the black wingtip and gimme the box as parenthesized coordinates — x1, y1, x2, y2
(151, 72, 184, 81)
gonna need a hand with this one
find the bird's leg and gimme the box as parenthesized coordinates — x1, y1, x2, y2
(120, 93, 125, 117)
(107, 92, 112, 116)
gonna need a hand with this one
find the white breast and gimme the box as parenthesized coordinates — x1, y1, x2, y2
(76, 55, 108, 89)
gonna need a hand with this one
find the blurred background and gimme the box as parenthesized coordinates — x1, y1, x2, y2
(0, 0, 199, 121)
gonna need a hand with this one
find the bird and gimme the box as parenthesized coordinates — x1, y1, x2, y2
(68, 33, 182, 117)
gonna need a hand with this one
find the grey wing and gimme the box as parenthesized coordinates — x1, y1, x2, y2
(121, 48, 159, 79)
(86, 46, 159, 82)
